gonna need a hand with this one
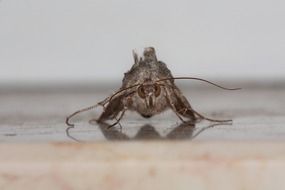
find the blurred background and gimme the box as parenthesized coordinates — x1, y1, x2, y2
(1, 2, 285, 189)
(0, 0, 284, 84)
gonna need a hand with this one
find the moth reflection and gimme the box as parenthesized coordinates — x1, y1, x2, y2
(100, 122, 231, 140)
(66, 122, 231, 141)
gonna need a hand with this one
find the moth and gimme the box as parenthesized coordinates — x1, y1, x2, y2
(66, 47, 240, 128)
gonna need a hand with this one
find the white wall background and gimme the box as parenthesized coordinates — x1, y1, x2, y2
(0, 0, 284, 83)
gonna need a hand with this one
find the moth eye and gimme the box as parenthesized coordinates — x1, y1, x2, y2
(154, 84, 161, 97)
(138, 86, 146, 98)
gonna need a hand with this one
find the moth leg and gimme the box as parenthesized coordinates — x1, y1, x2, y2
(94, 99, 124, 129)
(95, 93, 125, 123)
(107, 107, 127, 129)
(169, 86, 232, 123)
(174, 88, 197, 122)
(94, 91, 135, 128)
(164, 85, 197, 123)
(163, 86, 186, 123)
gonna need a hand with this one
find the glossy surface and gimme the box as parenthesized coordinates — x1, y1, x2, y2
(1, 82, 285, 190)
(0, 82, 284, 142)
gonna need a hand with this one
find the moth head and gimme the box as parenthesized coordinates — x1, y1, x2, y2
(137, 82, 161, 108)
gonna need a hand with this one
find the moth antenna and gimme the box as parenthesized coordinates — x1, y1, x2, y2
(108, 83, 142, 102)
(191, 122, 231, 140)
(66, 84, 141, 127)
(66, 104, 100, 127)
(156, 77, 241, 90)
(65, 126, 82, 142)
(190, 107, 233, 123)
